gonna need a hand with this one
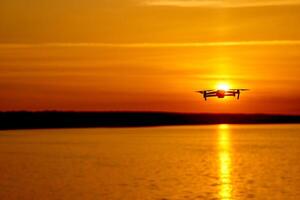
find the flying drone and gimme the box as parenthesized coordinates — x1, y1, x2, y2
(197, 88, 249, 101)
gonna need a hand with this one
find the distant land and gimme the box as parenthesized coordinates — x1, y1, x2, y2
(0, 112, 299, 130)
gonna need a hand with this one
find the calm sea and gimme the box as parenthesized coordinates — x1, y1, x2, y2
(0, 125, 299, 200)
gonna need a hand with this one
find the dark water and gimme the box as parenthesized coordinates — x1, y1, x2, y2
(0, 124, 299, 200)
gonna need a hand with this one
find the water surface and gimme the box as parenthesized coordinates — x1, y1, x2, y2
(0, 125, 299, 199)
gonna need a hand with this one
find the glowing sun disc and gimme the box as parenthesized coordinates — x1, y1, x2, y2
(217, 83, 230, 91)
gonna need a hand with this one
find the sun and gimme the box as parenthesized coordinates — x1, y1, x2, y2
(217, 83, 230, 91)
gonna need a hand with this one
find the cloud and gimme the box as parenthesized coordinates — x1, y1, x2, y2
(142, 0, 300, 7)
(1, 40, 300, 49)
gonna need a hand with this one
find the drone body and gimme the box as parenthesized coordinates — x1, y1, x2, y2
(197, 89, 249, 101)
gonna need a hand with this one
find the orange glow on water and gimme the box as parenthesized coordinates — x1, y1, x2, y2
(218, 124, 232, 200)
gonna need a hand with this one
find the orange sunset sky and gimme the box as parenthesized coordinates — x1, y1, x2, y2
(0, 0, 300, 114)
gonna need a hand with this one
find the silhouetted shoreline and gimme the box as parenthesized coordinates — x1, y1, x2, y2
(0, 111, 299, 130)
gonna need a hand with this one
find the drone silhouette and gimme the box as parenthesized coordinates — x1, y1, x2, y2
(197, 89, 249, 101)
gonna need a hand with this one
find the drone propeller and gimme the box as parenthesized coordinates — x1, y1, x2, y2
(196, 90, 214, 94)
(229, 89, 250, 91)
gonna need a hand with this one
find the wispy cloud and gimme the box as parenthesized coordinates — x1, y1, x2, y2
(142, 0, 300, 7)
(1, 40, 300, 49)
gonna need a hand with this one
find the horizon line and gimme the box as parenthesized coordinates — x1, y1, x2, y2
(1, 40, 300, 49)
(0, 111, 299, 116)
(142, 0, 300, 8)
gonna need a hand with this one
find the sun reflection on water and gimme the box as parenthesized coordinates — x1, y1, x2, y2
(218, 124, 232, 200)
